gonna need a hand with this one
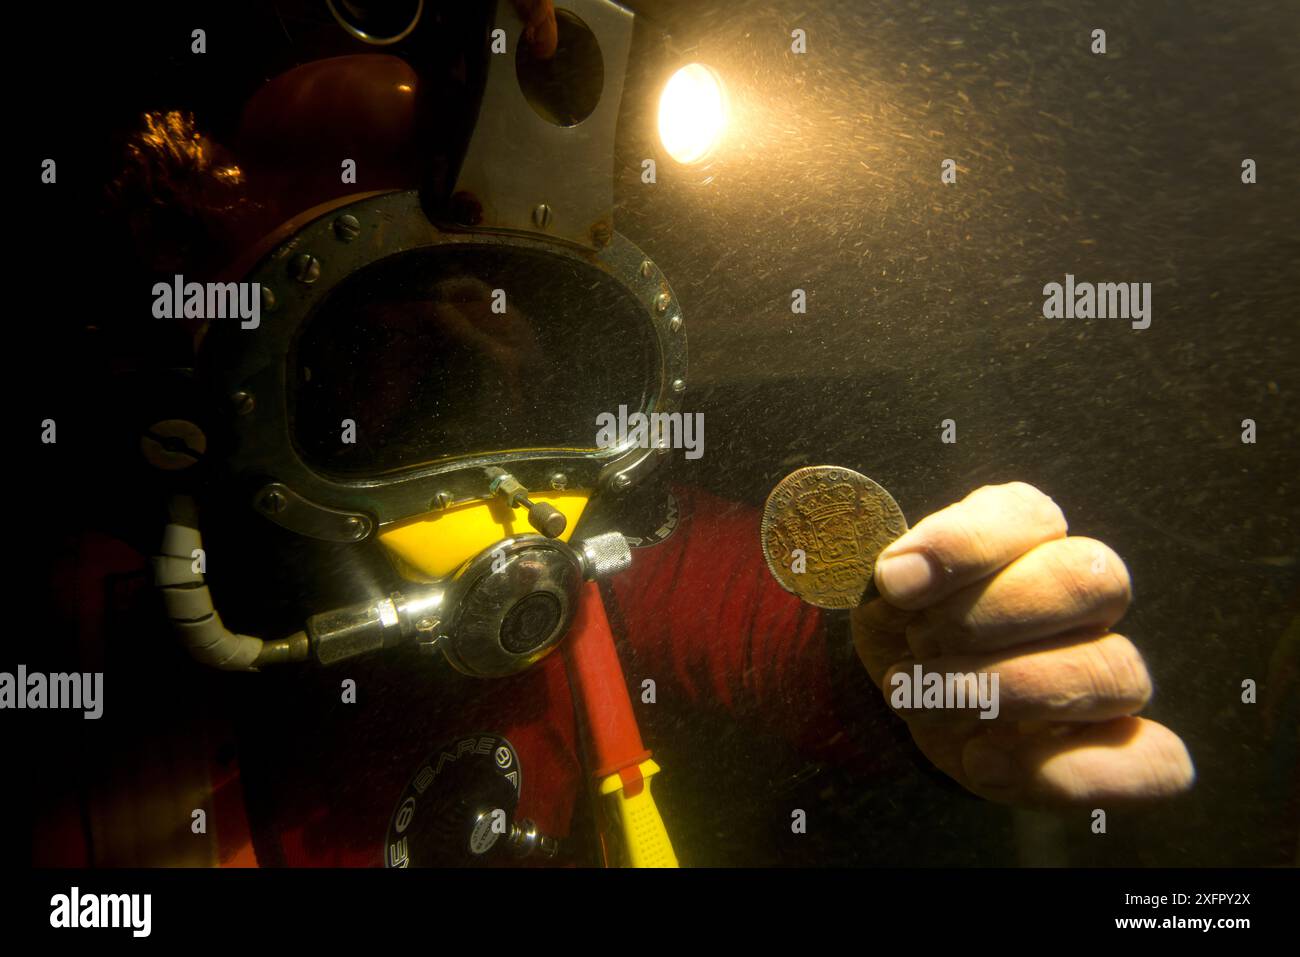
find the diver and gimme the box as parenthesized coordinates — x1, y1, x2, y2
(108, 0, 1193, 866)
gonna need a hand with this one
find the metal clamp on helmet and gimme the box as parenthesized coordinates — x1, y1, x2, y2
(306, 530, 631, 677)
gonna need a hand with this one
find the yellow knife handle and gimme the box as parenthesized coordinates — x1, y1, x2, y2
(597, 760, 679, 868)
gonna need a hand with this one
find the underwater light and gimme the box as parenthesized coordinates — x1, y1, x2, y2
(657, 63, 727, 165)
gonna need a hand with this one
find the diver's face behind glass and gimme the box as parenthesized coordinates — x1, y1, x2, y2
(290, 245, 655, 479)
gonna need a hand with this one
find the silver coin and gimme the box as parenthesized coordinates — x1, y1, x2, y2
(760, 466, 908, 609)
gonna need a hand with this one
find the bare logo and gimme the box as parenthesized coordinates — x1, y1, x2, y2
(1042, 274, 1151, 330)
(50, 887, 150, 937)
(1, 666, 102, 719)
(386, 735, 519, 868)
(889, 665, 1000, 719)
(596, 405, 704, 460)
(152, 274, 260, 329)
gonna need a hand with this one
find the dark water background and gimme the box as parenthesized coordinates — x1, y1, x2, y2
(616, 0, 1300, 866)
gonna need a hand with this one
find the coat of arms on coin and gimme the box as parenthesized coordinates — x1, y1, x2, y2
(760, 466, 908, 609)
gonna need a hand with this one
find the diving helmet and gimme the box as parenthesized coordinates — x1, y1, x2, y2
(155, 0, 687, 679)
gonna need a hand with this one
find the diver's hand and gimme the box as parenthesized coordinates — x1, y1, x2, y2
(851, 482, 1195, 807)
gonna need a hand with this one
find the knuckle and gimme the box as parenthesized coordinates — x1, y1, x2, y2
(1073, 536, 1131, 590)
(1041, 541, 1102, 611)
(1143, 723, 1196, 793)
(1046, 538, 1131, 615)
(1042, 754, 1093, 803)
(1008, 482, 1068, 536)
(1002, 480, 1045, 504)
(1131, 726, 1188, 797)
(1082, 634, 1152, 709)
(996, 653, 1054, 702)
(920, 518, 985, 574)
(975, 482, 1068, 536)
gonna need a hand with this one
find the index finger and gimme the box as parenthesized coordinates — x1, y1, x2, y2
(873, 482, 1068, 611)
